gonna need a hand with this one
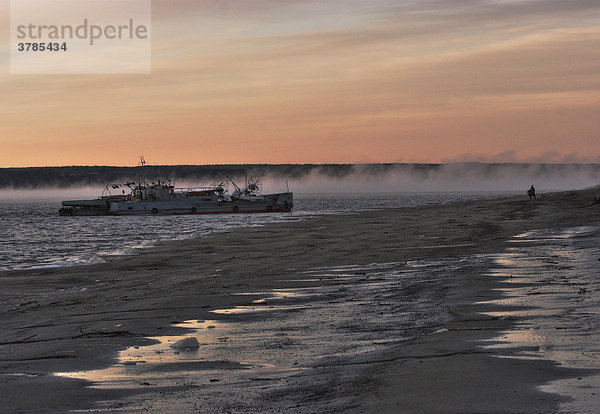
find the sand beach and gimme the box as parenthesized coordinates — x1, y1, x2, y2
(1, 188, 599, 413)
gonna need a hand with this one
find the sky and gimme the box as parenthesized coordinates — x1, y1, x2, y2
(1, 0, 599, 167)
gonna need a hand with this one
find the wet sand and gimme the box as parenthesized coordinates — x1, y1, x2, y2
(1, 188, 599, 413)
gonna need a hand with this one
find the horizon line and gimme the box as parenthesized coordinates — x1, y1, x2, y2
(3, 161, 600, 169)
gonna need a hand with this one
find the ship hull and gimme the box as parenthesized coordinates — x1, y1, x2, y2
(60, 192, 293, 216)
(112, 207, 292, 215)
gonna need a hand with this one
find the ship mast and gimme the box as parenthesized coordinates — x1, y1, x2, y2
(226, 175, 242, 196)
(139, 155, 146, 186)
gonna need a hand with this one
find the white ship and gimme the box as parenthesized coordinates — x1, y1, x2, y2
(59, 159, 293, 216)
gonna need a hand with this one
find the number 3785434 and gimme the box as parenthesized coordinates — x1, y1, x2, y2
(17, 42, 67, 52)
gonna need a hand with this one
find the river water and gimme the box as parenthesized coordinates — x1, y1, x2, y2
(0, 191, 514, 271)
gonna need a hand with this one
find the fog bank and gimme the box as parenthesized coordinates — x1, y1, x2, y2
(1, 164, 599, 199)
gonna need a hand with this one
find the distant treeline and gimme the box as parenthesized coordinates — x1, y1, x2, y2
(0, 164, 429, 188)
(0, 163, 599, 189)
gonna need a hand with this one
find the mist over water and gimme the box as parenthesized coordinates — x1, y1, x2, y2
(0, 187, 101, 201)
(1, 163, 599, 197)
(273, 163, 600, 194)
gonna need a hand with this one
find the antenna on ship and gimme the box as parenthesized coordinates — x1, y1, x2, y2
(139, 155, 146, 186)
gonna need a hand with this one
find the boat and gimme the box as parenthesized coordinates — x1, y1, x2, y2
(59, 159, 293, 216)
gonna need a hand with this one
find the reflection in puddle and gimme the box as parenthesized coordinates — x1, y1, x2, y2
(481, 225, 600, 412)
(214, 290, 319, 314)
(54, 319, 239, 388)
(212, 305, 311, 314)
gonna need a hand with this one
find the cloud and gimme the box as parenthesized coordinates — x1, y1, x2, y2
(1, 0, 600, 166)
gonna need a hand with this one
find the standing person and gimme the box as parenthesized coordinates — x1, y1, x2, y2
(527, 185, 536, 200)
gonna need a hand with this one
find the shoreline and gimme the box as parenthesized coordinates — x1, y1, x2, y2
(1, 188, 599, 412)
(0, 190, 518, 273)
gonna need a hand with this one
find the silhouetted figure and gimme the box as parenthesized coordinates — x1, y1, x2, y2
(527, 185, 536, 200)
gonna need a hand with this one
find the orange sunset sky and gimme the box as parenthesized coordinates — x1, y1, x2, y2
(1, 0, 600, 167)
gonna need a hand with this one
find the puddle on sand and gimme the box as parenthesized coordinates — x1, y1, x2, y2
(54, 319, 274, 389)
(1, 372, 41, 378)
(213, 289, 320, 314)
(479, 226, 600, 412)
(54, 258, 479, 411)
